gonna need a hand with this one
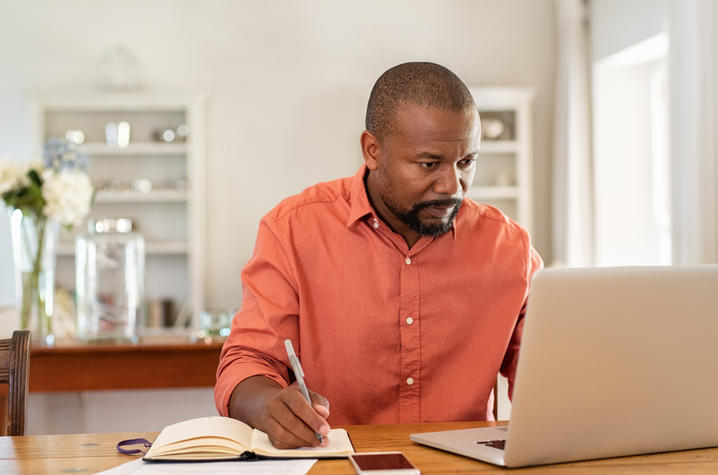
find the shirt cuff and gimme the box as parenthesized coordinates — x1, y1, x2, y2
(215, 362, 290, 417)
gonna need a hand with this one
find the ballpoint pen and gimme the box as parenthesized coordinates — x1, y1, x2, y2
(284, 339, 324, 444)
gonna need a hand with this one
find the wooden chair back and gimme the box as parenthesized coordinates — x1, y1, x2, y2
(0, 330, 30, 436)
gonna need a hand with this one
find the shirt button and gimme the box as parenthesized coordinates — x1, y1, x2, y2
(406, 377, 414, 385)
(406, 317, 414, 325)
(372, 220, 379, 229)
(405, 257, 412, 265)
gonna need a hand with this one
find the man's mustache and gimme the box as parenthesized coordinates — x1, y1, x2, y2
(412, 198, 462, 212)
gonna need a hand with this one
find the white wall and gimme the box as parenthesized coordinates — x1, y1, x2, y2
(0, 0, 556, 308)
(0, 0, 557, 433)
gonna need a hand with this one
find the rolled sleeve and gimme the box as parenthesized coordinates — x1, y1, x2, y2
(500, 243, 544, 400)
(215, 344, 291, 416)
(214, 216, 299, 416)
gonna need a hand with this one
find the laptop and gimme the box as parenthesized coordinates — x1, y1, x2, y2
(411, 265, 718, 468)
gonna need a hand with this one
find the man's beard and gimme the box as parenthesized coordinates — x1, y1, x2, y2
(383, 196, 462, 237)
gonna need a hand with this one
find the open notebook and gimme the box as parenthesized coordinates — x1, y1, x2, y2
(144, 416, 354, 461)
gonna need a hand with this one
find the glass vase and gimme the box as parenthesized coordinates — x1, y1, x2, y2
(8, 207, 60, 345)
(76, 218, 145, 343)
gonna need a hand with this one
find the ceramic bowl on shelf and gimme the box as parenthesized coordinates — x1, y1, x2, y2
(481, 117, 505, 140)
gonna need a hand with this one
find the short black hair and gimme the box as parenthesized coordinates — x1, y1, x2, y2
(365, 62, 477, 142)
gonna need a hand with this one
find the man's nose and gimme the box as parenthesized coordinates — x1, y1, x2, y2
(433, 165, 462, 196)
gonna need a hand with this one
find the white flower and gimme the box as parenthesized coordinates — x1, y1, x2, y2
(0, 158, 31, 195)
(41, 169, 93, 226)
(27, 159, 44, 173)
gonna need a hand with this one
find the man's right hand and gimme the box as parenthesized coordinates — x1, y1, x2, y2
(228, 375, 331, 449)
(261, 386, 331, 449)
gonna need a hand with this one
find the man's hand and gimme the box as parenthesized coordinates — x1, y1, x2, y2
(229, 375, 331, 449)
(261, 386, 330, 449)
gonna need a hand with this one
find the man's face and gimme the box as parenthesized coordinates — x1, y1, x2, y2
(363, 103, 480, 245)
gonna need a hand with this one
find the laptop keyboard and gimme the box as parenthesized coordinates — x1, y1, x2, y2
(477, 439, 506, 450)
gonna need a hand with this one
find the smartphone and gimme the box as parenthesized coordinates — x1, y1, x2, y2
(349, 451, 420, 475)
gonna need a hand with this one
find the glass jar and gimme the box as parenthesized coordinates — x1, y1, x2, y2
(75, 218, 145, 342)
(200, 308, 233, 338)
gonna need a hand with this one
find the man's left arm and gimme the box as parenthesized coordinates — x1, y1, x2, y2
(500, 245, 543, 400)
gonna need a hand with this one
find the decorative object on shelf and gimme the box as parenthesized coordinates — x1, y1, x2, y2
(146, 298, 163, 328)
(1, 139, 93, 344)
(64, 130, 85, 144)
(53, 286, 78, 338)
(153, 124, 190, 143)
(117, 121, 131, 148)
(105, 121, 131, 148)
(176, 124, 190, 142)
(105, 122, 118, 146)
(162, 298, 176, 327)
(76, 218, 145, 342)
(200, 308, 233, 338)
(96, 45, 143, 92)
(481, 117, 506, 140)
(153, 127, 176, 143)
(132, 178, 152, 193)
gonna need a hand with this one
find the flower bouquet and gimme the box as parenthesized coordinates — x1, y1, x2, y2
(1, 139, 93, 342)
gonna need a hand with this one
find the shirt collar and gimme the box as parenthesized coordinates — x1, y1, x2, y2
(345, 163, 459, 240)
(346, 164, 374, 228)
(450, 206, 460, 239)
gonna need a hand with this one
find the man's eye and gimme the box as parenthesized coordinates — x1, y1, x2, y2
(420, 162, 439, 169)
(459, 158, 476, 168)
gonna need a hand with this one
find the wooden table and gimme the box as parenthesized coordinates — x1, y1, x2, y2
(29, 337, 224, 392)
(2, 421, 718, 474)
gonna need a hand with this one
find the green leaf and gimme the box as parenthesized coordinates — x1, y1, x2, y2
(3, 190, 20, 209)
(27, 169, 42, 187)
(9, 184, 44, 215)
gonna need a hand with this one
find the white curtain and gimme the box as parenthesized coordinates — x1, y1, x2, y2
(552, 0, 595, 267)
(669, 0, 718, 264)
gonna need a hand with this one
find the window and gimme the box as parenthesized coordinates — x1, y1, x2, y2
(593, 33, 671, 265)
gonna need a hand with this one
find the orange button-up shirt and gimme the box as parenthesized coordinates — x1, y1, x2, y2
(215, 165, 543, 425)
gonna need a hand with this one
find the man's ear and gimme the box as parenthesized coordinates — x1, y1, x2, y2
(360, 130, 381, 171)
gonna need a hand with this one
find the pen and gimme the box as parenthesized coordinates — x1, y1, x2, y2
(284, 339, 324, 444)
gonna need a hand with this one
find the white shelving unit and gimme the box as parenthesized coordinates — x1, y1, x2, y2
(94, 190, 189, 203)
(81, 142, 187, 155)
(470, 87, 534, 421)
(468, 186, 520, 200)
(469, 87, 535, 236)
(56, 240, 189, 257)
(29, 93, 206, 330)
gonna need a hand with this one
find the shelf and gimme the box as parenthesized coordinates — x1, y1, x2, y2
(468, 186, 519, 200)
(94, 189, 188, 203)
(470, 87, 534, 236)
(82, 142, 186, 156)
(29, 337, 223, 392)
(35, 93, 216, 331)
(57, 240, 189, 256)
(146, 241, 189, 255)
(480, 140, 519, 154)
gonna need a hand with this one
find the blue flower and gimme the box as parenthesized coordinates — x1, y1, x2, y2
(43, 138, 89, 172)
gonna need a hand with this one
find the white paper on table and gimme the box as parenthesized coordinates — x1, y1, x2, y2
(98, 457, 318, 475)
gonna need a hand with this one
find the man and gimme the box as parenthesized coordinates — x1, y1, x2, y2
(215, 62, 543, 449)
